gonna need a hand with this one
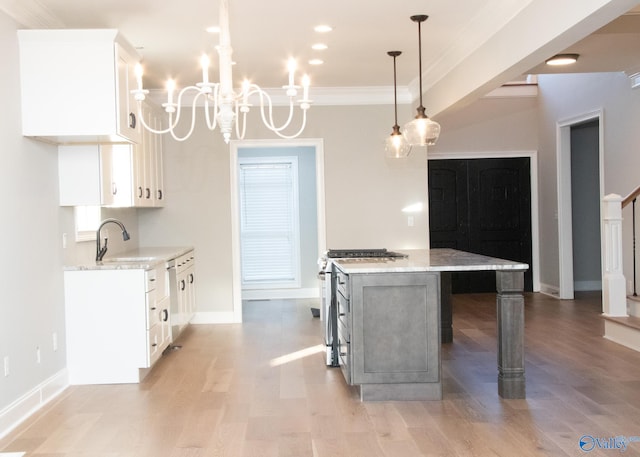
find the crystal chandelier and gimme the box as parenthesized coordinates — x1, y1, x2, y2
(130, 0, 312, 144)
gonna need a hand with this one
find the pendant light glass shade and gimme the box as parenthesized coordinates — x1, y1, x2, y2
(403, 112, 441, 147)
(384, 51, 411, 158)
(403, 14, 441, 148)
(385, 125, 411, 158)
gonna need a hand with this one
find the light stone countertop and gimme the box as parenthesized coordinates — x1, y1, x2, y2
(64, 246, 194, 271)
(332, 248, 529, 274)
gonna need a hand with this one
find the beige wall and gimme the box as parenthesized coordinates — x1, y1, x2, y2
(138, 97, 539, 317)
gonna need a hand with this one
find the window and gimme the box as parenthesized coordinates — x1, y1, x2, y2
(238, 156, 300, 289)
(74, 206, 101, 241)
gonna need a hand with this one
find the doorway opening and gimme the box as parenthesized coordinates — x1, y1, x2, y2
(556, 111, 604, 299)
(230, 139, 326, 323)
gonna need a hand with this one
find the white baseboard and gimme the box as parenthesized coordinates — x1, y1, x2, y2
(0, 369, 68, 440)
(241, 288, 320, 300)
(604, 320, 640, 352)
(539, 283, 561, 298)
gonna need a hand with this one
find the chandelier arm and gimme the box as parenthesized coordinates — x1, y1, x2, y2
(255, 89, 296, 134)
(235, 103, 247, 140)
(269, 108, 308, 139)
(203, 84, 221, 130)
(136, 103, 173, 134)
(166, 93, 201, 142)
(169, 86, 201, 131)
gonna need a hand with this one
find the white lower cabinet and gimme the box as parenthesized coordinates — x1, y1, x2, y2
(170, 251, 196, 340)
(64, 265, 170, 384)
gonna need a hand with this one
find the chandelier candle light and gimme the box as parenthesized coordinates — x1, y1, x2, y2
(130, 0, 312, 143)
(402, 14, 441, 148)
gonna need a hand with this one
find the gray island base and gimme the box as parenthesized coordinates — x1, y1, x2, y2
(331, 248, 528, 401)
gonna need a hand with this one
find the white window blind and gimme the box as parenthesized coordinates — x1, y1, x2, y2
(238, 157, 300, 288)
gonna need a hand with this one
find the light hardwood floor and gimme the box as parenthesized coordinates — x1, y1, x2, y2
(2, 291, 640, 456)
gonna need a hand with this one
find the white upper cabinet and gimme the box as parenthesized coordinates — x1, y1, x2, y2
(58, 145, 116, 207)
(18, 29, 142, 145)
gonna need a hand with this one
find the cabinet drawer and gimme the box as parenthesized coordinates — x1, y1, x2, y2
(337, 320, 351, 384)
(336, 270, 349, 298)
(147, 289, 160, 329)
(147, 324, 163, 366)
(337, 291, 349, 328)
(145, 269, 157, 292)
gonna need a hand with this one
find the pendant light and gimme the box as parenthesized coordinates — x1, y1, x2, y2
(384, 51, 412, 158)
(403, 15, 441, 148)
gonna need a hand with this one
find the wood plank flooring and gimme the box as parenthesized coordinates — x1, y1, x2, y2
(3, 291, 640, 456)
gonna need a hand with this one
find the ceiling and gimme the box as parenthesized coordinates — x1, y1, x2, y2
(3, 0, 640, 114)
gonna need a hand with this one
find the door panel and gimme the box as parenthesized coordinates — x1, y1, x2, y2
(429, 158, 532, 293)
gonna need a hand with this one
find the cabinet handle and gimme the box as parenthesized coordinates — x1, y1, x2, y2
(138, 186, 143, 198)
(151, 306, 157, 311)
(152, 343, 157, 348)
(339, 313, 345, 317)
(180, 279, 186, 291)
(158, 189, 163, 200)
(340, 352, 347, 357)
(162, 309, 169, 321)
(129, 112, 137, 129)
(189, 273, 194, 284)
(112, 182, 118, 196)
(146, 188, 151, 199)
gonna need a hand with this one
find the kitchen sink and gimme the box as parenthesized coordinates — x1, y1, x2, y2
(102, 256, 158, 263)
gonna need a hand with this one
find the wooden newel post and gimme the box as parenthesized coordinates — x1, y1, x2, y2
(602, 194, 628, 317)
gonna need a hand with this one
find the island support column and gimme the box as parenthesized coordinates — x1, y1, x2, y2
(440, 272, 453, 343)
(496, 270, 526, 399)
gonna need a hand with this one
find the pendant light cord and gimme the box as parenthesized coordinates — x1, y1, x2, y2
(387, 51, 401, 128)
(410, 15, 429, 114)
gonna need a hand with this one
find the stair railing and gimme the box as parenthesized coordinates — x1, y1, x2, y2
(622, 185, 640, 297)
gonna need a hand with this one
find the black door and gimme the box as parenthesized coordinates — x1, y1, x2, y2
(429, 157, 532, 293)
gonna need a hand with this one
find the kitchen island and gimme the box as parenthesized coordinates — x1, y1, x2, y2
(331, 248, 528, 401)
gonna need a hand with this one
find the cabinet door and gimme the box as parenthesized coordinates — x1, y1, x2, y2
(350, 272, 440, 385)
(153, 111, 165, 206)
(115, 43, 142, 144)
(133, 102, 161, 207)
(58, 145, 115, 206)
(108, 144, 134, 207)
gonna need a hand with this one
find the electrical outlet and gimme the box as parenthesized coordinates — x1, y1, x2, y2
(53, 332, 58, 352)
(36, 346, 41, 364)
(4, 356, 9, 376)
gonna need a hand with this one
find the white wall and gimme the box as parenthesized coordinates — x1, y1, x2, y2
(536, 72, 640, 292)
(0, 11, 67, 420)
(138, 103, 434, 316)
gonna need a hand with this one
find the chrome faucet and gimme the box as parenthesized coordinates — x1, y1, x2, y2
(96, 218, 130, 262)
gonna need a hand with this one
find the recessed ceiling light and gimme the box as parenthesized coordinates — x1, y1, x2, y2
(546, 53, 579, 66)
(309, 59, 324, 65)
(312, 43, 328, 51)
(206, 25, 220, 33)
(314, 24, 333, 33)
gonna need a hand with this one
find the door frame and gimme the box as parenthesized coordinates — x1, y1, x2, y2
(229, 138, 326, 323)
(556, 110, 604, 299)
(428, 150, 540, 292)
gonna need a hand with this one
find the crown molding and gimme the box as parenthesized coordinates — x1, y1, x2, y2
(0, 0, 64, 28)
(147, 85, 415, 108)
